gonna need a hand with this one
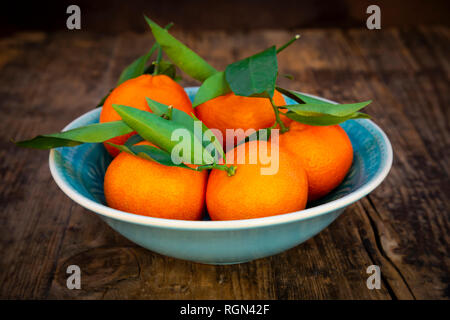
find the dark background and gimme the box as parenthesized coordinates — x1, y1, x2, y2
(1, 0, 449, 36)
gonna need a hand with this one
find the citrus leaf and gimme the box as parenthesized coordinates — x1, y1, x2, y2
(106, 134, 144, 159)
(193, 71, 231, 107)
(285, 111, 371, 126)
(275, 86, 306, 104)
(236, 128, 272, 147)
(191, 113, 225, 161)
(144, 60, 178, 79)
(225, 46, 278, 98)
(106, 142, 136, 156)
(14, 121, 132, 149)
(146, 97, 193, 127)
(155, 60, 177, 79)
(113, 104, 186, 154)
(117, 44, 158, 86)
(277, 86, 369, 107)
(116, 24, 174, 85)
(117, 23, 173, 86)
(284, 101, 371, 117)
(132, 144, 193, 169)
(277, 86, 372, 124)
(146, 97, 224, 160)
(107, 142, 192, 170)
(144, 16, 217, 82)
(124, 134, 144, 147)
(112, 104, 213, 165)
(292, 93, 330, 105)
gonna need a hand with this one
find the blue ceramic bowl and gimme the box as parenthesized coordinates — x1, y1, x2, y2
(49, 87, 392, 264)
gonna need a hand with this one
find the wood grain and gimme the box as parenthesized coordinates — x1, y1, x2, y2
(0, 27, 448, 300)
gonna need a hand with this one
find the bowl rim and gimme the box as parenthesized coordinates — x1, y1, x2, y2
(49, 90, 393, 230)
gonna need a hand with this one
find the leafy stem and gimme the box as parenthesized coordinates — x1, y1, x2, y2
(276, 34, 300, 54)
(270, 97, 289, 133)
(152, 50, 163, 75)
(153, 22, 174, 76)
(197, 163, 237, 176)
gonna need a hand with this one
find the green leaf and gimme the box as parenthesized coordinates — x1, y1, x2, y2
(225, 46, 278, 98)
(293, 94, 330, 105)
(117, 23, 173, 85)
(117, 45, 158, 86)
(236, 128, 272, 147)
(146, 98, 224, 160)
(146, 97, 193, 127)
(124, 134, 144, 147)
(155, 60, 177, 79)
(107, 142, 192, 170)
(285, 111, 371, 126)
(133, 144, 193, 169)
(106, 142, 136, 155)
(275, 86, 306, 104)
(99, 23, 173, 107)
(276, 86, 372, 125)
(193, 71, 231, 107)
(14, 121, 132, 149)
(144, 60, 180, 81)
(191, 113, 225, 161)
(277, 86, 371, 108)
(144, 16, 217, 82)
(284, 101, 371, 117)
(113, 104, 185, 154)
(112, 104, 214, 165)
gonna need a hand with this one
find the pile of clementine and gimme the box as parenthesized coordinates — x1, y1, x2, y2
(102, 77, 354, 221)
(13, 15, 370, 222)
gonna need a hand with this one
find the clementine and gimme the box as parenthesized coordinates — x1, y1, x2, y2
(104, 141, 208, 220)
(206, 140, 308, 220)
(100, 74, 194, 157)
(279, 121, 353, 202)
(195, 91, 286, 147)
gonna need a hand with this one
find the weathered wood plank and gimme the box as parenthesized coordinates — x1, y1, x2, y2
(342, 27, 450, 299)
(0, 31, 120, 299)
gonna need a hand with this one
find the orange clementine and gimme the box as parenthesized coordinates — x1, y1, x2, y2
(100, 74, 194, 157)
(104, 141, 208, 220)
(195, 91, 286, 147)
(206, 140, 308, 220)
(278, 121, 353, 202)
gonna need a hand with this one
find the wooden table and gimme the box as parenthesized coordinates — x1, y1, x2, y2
(0, 27, 448, 300)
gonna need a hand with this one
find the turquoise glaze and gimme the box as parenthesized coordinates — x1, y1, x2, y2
(49, 88, 393, 264)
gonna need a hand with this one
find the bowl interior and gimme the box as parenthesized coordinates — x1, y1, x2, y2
(52, 88, 389, 220)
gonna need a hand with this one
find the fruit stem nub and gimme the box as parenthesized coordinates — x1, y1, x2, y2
(225, 165, 237, 177)
(161, 106, 173, 120)
(196, 163, 237, 176)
